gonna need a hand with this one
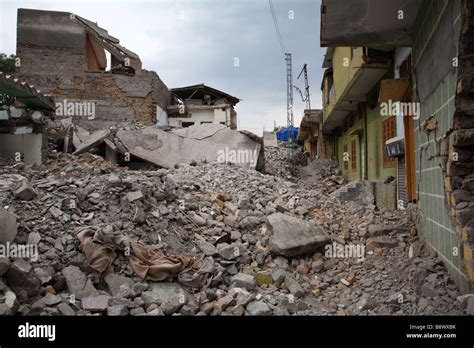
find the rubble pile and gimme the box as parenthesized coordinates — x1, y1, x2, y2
(296, 159, 345, 193)
(0, 154, 469, 316)
(264, 146, 306, 180)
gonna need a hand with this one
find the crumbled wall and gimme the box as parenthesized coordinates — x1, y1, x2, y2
(446, 0, 474, 289)
(15, 8, 172, 131)
(413, 0, 472, 293)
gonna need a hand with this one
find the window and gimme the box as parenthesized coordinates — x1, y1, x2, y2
(382, 117, 396, 167)
(351, 47, 358, 60)
(351, 139, 357, 171)
(328, 83, 335, 104)
(200, 121, 212, 124)
(343, 144, 348, 171)
(182, 122, 194, 128)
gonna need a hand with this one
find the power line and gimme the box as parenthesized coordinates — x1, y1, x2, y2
(268, 0, 286, 54)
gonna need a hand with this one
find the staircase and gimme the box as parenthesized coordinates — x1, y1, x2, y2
(330, 181, 363, 202)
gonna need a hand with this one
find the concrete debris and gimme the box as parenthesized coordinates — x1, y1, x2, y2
(231, 273, 256, 290)
(104, 273, 134, 297)
(82, 295, 110, 312)
(0, 258, 11, 276)
(0, 145, 465, 316)
(72, 129, 110, 155)
(115, 124, 263, 171)
(0, 208, 17, 243)
(13, 180, 36, 201)
(5, 260, 41, 297)
(246, 300, 272, 315)
(62, 266, 99, 300)
(268, 213, 330, 257)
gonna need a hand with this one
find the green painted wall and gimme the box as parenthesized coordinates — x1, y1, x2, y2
(412, 0, 468, 292)
(335, 84, 397, 209)
(337, 115, 363, 181)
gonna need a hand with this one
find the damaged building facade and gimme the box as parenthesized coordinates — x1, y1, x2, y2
(167, 84, 239, 129)
(0, 73, 55, 164)
(320, 0, 474, 293)
(15, 8, 172, 131)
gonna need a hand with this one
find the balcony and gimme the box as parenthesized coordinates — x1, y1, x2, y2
(321, 0, 422, 47)
(322, 47, 392, 132)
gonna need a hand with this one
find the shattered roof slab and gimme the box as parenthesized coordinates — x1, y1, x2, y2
(0, 72, 55, 110)
(17, 8, 139, 61)
(116, 125, 260, 170)
(171, 84, 240, 105)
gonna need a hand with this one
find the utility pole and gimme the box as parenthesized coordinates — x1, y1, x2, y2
(297, 63, 311, 110)
(285, 53, 294, 146)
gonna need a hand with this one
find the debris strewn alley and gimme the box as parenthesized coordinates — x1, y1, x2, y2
(0, 0, 473, 326)
(0, 145, 467, 316)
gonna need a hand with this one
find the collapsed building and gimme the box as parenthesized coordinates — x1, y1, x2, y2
(7, 8, 259, 170)
(0, 73, 55, 164)
(15, 8, 172, 131)
(167, 84, 239, 129)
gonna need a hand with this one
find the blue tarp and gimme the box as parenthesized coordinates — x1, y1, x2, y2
(276, 127, 298, 142)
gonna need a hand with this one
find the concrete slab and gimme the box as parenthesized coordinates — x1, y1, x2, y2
(267, 213, 330, 257)
(0, 208, 17, 244)
(171, 123, 225, 140)
(116, 125, 261, 170)
(73, 129, 109, 155)
(263, 131, 278, 147)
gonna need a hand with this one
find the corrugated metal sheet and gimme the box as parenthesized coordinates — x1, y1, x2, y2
(397, 157, 407, 206)
(0, 73, 55, 110)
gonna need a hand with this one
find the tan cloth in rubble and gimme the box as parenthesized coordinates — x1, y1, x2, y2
(78, 228, 129, 275)
(129, 242, 194, 281)
(77, 229, 198, 282)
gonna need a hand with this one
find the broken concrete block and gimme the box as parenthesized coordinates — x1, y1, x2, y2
(231, 273, 256, 290)
(5, 260, 41, 297)
(104, 273, 134, 297)
(62, 265, 99, 300)
(108, 304, 129, 316)
(116, 125, 262, 170)
(271, 268, 286, 287)
(218, 243, 243, 260)
(43, 293, 62, 306)
(27, 232, 41, 245)
(146, 282, 186, 306)
(246, 300, 272, 315)
(284, 274, 305, 297)
(196, 239, 217, 256)
(34, 266, 54, 285)
(267, 213, 330, 257)
(73, 129, 110, 155)
(191, 214, 206, 227)
(467, 296, 474, 315)
(0, 303, 12, 315)
(49, 206, 64, 219)
(58, 302, 76, 316)
(0, 257, 11, 276)
(125, 190, 143, 202)
(366, 237, 399, 251)
(13, 180, 36, 201)
(4, 290, 17, 311)
(82, 295, 109, 312)
(160, 294, 185, 315)
(0, 208, 17, 244)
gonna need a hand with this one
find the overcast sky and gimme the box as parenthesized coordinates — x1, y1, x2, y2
(0, 0, 325, 135)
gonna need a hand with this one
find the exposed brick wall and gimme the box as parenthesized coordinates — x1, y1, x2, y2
(413, 0, 471, 293)
(15, 9, 172, 131)
(445, 0, 474, 286)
